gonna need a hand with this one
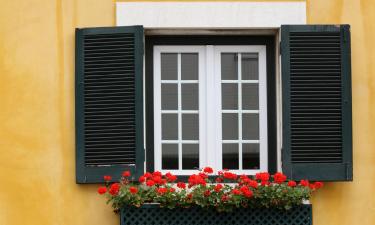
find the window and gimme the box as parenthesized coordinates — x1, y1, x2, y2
(76, 25, 352, 183)
(153, 45, 267, 175)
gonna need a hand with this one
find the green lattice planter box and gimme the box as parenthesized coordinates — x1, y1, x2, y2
(120, 204, 312, 225)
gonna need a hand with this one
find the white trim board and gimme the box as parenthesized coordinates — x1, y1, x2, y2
(116, 2, 306, 28)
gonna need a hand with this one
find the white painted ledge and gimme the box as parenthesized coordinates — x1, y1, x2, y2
(116, 2, 306, 28)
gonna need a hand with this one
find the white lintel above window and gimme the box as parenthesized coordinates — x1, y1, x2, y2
(116, 2, 306, 28)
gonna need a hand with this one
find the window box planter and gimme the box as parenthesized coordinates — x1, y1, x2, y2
(120, 204, 312, 225)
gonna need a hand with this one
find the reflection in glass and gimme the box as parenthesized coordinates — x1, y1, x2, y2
(221, 83, 238, 110)
(242, 53, 259, 80)
(222, 113, 238, 140)
(242, 84, 259, 110)
(242, 114, 259, 140)
(243, 144, 260, 169)
(161, 84, 178, 110)
(221, 53, 238, 80)
(182, 144, 199, 169)
(162, 114, 178, 140)
(222, 143, 239, 169)
(162, 144, 178, 169)
(181, 53, 199, 80)
(182, 114, 199, 140)
(181, 84, 199, 110)
(161, 53, 178, 80)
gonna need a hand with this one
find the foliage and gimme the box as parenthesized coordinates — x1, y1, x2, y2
(97, 168, 323, 213)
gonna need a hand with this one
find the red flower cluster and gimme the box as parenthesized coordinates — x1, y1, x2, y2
(223, 171, 237, 180)
(129, 186, 138, 194)
(103, 175, 112, 182)
(97, 186, 107, 195)
(273, 172, 287, 184)
(122, 171, 131, 177)
(99, 168, 323, 212)
(109, 183, 120, 196)
(188, 174, 207, 187)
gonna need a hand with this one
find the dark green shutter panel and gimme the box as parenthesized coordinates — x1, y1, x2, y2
(75, 26, 144, 183)
(281, 25, 352, 181)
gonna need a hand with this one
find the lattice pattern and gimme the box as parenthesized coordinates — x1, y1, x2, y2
(121, 205, 312, 225)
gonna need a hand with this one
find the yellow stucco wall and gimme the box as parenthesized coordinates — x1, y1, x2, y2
(0, 0, 374, 224)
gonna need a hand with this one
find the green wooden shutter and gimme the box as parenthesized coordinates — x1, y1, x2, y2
(75, 26, 144, 183)
(281, 25, 352, 181)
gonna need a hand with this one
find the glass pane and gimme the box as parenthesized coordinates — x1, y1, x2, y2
(242, 114, 259, 140)
(222, 143, 239, 170)
(181, 53, 199, 80)
(182, 114, 199, 140)
(242, 53, 259, 80)
(242, 84, 259, 110)
(162, 144, 178, 169)
(221, 83, 238, 110)
(181, 84, 199, 110)
(161, 84, 178, 110)
(161, 53, 177, 80)
(162, 114, 178, 140)
(222, 113, 238, 140)
(182, 144, 199, 169)
(221, 53, 238, 80)
(243, 144, 260, 169)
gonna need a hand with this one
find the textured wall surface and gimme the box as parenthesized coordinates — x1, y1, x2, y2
(0, 0, 374, 224)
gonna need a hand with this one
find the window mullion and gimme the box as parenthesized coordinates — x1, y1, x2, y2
(177, 53, 182, 170)
(238, 53, 243, 171)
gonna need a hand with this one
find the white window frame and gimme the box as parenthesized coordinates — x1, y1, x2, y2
(154, 45, 267, 175)
(213, 46, 268, 174)
(154, 46, 206, 175)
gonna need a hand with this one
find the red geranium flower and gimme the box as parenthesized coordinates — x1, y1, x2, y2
(97, 186, 107, 195)
(313, 182, 324, 189)
(203, 167, 214, 174)
(232, 189, 241, 195)
(144, 172, 152, 178)
(109, 183, 120, 196)
(152, 175, 162, 184)
(221, 195, 229, 202)
(139, 176, 146, 183)
(122, 171, 131, 177)
(240, 185, 250, 193)
(243, 190, 253, 198)
(287, 180, 297, 187)
(273, 172, 287, 184)
(247, 179, 258, 188)
(166, 172, 177, 182)
(152, 171, 162, 177)
(188, 174, 206, 186)
(129, 186, 138, 194)
(299, 180, 309, 187)
(255, 172, 270, 181)
(169, 188, 176, 193)
(103, 175, 112, 182)
(146, 180, 155, 187)
(261, 180, 270, 186)
(157, 187, 168, 195)
(187, 193, 193, 200)
(204, 190, 211, 197)
(214, 184, 223, 193)
(177, 182, 186, 189)
(215, 177, 223, 183)
(199, 172, 208, 179)
(223, 172, 237, 180)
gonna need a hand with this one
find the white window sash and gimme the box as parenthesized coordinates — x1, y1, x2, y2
(154, 45, 267, 175)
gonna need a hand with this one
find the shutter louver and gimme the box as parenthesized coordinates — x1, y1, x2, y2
(281, 25, 352, 181)
(76, 26, 144, 183)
